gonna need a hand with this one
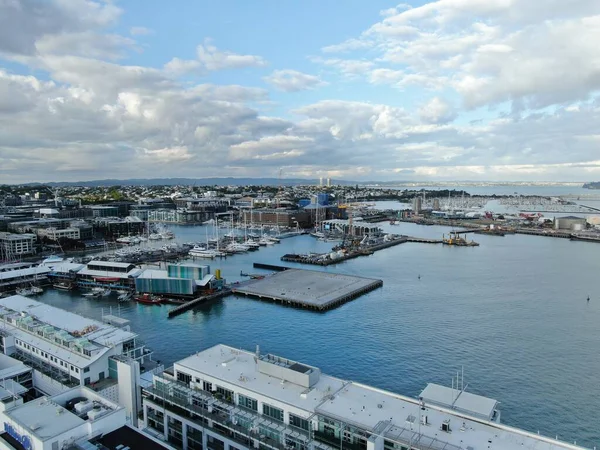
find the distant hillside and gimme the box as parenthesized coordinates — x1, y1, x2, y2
(20, 177, 340, 187)
(583, 182, 600, 189)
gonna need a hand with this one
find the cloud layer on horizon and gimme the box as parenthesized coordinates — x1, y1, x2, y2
(1, 0, 600, 183)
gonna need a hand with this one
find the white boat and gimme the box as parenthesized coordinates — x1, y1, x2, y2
(257, 237, 272, 246)
(244, 239, 260, 250)
(189, 249, 220, 258)
(116, 236, 133, 244)
(225, 243, 249, 253)
(149, 233, 161, 240)
(118, 292, 132, 302)
(310, 231, 326, 239)
(30, 286, 44, 295)
(16, 287, 34, 296)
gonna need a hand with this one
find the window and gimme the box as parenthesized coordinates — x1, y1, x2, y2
(75, 368, 79, 373)
(202, 381, 212, 392)
(290, 414, 309, 431)
(216, 385, 234, 402)
(263, 404, 284, 422)
(238, 394, 258, 411)
(177, 371, 192, 385)
(84, 377, 90, 385)
(84, 367, 89, 373)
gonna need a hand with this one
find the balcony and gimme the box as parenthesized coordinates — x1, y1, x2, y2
(144, 379, 329, 450)
(313, 431, 365, 450)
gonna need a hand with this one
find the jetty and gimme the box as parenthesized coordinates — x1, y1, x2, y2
(231, 269, 382, 311)
(167, 288, 231, 318)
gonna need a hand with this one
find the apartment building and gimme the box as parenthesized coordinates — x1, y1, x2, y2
(141, 344, 584, 450)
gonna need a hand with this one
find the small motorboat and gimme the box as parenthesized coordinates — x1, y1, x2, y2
(53, 282, 74, 291)
(135, 293, 163, 305)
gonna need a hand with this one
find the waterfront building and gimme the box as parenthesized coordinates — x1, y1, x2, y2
(75, 261, 143, 290)
(86, 206, 120, 218)
(554, 216, 587, 231)
(146, 209, 207, 224)
(142, 344, 586, 450)
(0, 296, 152, 393)
(0, 232, 37, 258)
(0, 263, 50, 294)
(319, 219, 380, 236)
(36, 227, 81, 241)
(0, 385, 170, 450)
(93, 216, 145, 238)
(241, 209, 310, 228)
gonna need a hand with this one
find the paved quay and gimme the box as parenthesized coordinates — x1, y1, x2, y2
(231, 268, 382, 311)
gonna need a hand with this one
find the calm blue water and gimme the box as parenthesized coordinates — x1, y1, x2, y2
(33, 223, 600, 447)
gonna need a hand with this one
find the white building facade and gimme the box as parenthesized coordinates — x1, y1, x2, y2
(141, 344, 586, 450)
(0, 233, 36, 257)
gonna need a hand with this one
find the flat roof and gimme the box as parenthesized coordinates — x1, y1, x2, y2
(5, 387, 121, 441)
(95, 425, 170, 450)
(78, 268, 142, 279)
(0, 380, 28, 400)
(87, 261, 136, 269)
(0, 354, 30, 380)
(0, 266, 49, 281)
(175, 344, 347, 413)
(0, 296, 137, 347)
(171, 345, 586, 450)
(232, 269, 381, 308)
(420, 383, 498, 420)
(6, 396, 85, 440)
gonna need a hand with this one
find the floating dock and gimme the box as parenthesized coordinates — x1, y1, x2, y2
(167, 288, 231, 318)
(231, 269, 382, 311)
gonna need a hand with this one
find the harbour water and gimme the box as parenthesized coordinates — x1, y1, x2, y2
(31, 222, 600, 446)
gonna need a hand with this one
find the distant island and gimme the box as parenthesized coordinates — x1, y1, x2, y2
(583, 182, 600, 189)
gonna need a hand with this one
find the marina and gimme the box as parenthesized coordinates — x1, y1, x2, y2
(231, 268, 383, 310)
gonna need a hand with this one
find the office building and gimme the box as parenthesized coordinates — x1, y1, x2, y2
(37, 227, 81, 241)
(0, 232, 36, 258)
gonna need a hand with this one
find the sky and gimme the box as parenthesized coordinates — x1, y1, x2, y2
(1, 0, 600, 183)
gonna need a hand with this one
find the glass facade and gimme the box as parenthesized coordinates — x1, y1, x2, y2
(289, 413, 310, 431)
(238, 393, 258, 411)
(263, 403, 284, 422)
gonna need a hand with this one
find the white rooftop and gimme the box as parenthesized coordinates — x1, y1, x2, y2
(0, 266, 49, 281)
(0, 296, 137, 347)
(6, 396, 85, 439)
(0, 353, 30, 380)
(172, 345, 586, 450)
(420, 383, 498, 420)
(87, 261, 136, 269)
(175, 344, 346, 413)
(5, 387, 121, 441)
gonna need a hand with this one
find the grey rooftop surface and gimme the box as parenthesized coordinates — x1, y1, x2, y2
(6, 396, 85, 440)
(231, 268, 382, 309)
(420, 383, 498, 421)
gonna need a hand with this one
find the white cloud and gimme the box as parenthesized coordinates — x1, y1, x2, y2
(263, 70, 327, 92)
(418, 97, 457, 124)
(368, 68, 405, 85)
(164, 41, 267, 75)
(2, 0, 600, 182)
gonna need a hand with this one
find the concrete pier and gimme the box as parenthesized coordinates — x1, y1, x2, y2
(231, 269, 382, 311)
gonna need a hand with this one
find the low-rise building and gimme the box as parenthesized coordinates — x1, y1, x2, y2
(241, 209, 310, 228)
(142, 344, 586, 450)
(0, 296, 152, 391)
(87, 206, 120, 218)
(0, 386, 170, 450)
(37, 227, 81, 241)
(0, 232, 36, 258)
